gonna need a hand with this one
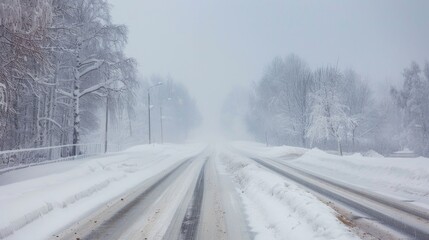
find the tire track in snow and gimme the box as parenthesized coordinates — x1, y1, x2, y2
(179, 159, 206, 240)
(52, 155, 198, 240)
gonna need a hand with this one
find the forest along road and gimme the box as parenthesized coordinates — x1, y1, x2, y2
(246, 154, 429, 240)
(51, 148, 250, 240)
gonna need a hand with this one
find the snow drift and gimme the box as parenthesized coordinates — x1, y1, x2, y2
(218, 147, 358, 240)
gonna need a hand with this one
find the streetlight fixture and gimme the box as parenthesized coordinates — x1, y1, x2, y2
(147, 82, 163, 144)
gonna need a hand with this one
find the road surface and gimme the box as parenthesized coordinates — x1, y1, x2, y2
(234, 148, 429, 240)
(49, 148, 251, 240)
(2, 143, 428, 240)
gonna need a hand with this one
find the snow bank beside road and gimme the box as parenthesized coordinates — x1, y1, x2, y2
(232, 141, 307, 159)
(0, 158, 88, 186)
(219, 149, 358, 240)
(289, 148, 429, 207)
(233, 141, 429, 208)
(0, 144, 204, 240)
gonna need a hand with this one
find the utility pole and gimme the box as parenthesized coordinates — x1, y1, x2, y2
(105, 90, 109, 153)
(147, 90, 151, 144)
(160, 106, 163, 144)
(265, 130, 268, 147)
(160, 96, 172, 144)
(127, 103, 133, 137)
(147, 82, 163, 144)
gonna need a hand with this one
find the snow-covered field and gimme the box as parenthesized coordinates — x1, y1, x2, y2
(218, 146, 359, 240)
(0, 144, 205, 239)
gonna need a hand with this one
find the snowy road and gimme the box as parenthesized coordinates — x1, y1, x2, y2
(246, 155, 429, 239)
(2, 143, 428, 239)
(232, 142, 429, 239)
(53, 154, 202, 239)
(49, 147, 250, 240)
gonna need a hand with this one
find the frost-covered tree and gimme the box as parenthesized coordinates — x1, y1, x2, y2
(391, 62, 429, 156)
(0, 0, 53, 150)
(306, 67, 353, 155)
(220, 86, 251, 140)
(153, 77, 201, 142)
(341, 70, 372, 150)
(47, 0, 137, 154)
(119, 75, 201, 144)
(248, 55, 313, 146)
(245, 55, 429, 156)
(0, 0, 137, 154)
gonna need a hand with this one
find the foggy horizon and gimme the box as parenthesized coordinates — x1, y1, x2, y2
(110, 0, 429, 139)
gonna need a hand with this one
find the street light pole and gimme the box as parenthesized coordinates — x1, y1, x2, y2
(147, 90, 151, 144)
(105, 91, 109, 153)
(147, 82, 163, 144)
(160, 105, 163, 144)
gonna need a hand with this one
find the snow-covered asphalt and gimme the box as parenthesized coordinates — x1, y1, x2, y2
(245, 155, 429, 239)
(1, 142, 428, 239)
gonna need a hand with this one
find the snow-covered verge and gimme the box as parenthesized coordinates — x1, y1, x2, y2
(0, 143, 205, 240)
(231, 141, 307, 159)
(0, 158, 89, 186)
(288, 148, 429, 208)
(232, 141, 429, 209)
(218, 148, 359, 240)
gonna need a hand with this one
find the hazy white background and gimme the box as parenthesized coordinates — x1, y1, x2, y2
(109, 0, 429, 139)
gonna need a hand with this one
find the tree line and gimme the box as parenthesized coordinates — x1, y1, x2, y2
(246, 54, 429, 156)
(113, 75, 201, 145)
(0, 0, 200, 153)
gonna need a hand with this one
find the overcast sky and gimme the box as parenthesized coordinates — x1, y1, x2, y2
(109, 0, 429, 137)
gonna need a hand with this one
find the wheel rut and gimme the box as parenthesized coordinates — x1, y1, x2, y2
(179, 160, 206, 240)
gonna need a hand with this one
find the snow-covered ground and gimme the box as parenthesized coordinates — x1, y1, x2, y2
(0, 158, 88, 186)
(233, 141, 429, 209)
(0, 143, 205, 239)
(218, 146, 359, 240)
(4, 141, 426, 240)
(232, 141, 307, 159)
